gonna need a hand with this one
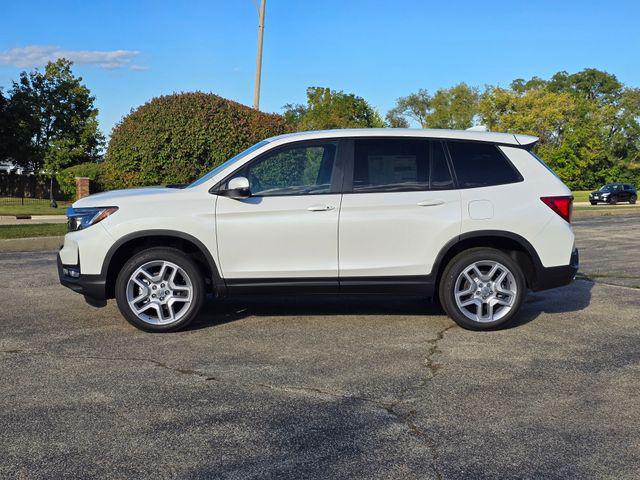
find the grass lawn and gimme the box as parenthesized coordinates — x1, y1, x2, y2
(572, 190, 592, 203)
(0, 198, 71, 216)
(0, 223, 67, 239)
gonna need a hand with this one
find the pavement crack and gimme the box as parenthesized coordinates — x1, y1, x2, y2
(382, 323, 456, 480)
(2, 327, 456, 480)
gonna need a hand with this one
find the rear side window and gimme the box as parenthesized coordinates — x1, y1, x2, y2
(352, 139, 453, 192)
(447, 141, 522, 188)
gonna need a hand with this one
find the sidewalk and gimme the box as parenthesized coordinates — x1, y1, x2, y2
(0, 236, 63, 252)
(0, 215, 68, 225)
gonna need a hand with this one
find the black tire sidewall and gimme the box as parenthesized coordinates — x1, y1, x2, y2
(115, 247, 205, 332)
(439, 248, 526, 330)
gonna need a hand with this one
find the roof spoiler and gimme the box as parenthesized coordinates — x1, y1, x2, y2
(514, 134, 539, 150)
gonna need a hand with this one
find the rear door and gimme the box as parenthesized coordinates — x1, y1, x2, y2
(338, 138, 461, 290)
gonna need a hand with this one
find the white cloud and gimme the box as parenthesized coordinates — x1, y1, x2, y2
(0, 45, 145, 70)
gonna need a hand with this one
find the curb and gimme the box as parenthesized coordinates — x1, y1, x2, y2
(0, 236, 63, 253)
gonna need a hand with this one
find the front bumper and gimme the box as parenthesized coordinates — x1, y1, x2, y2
(57, 253, 108, 305)
(530, 248, 579, 291)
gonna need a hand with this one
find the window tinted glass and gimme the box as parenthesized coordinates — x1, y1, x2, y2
(352, 139, 453, 192)
(243, 143, 337, 196)
(448, 141, 521, 188)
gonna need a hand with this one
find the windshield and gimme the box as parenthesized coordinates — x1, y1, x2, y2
(187, 140, 269, 188)
(599, 184, 618, 192)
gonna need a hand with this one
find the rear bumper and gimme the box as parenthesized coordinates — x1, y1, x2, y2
(530, 248, 579, 291)
(57, 253, 107, 303)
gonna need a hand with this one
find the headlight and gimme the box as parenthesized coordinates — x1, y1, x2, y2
(601, 192, 610, 197)
(66, 206, 118, 232)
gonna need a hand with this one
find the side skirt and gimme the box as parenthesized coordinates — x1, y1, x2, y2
(225, 275, 435, 297)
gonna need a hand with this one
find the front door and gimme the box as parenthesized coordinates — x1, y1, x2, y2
(216, 141, 342, 290)
(338, 138, 461, 290)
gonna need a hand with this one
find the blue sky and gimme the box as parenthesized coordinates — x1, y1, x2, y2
(1, 0, 639, 137)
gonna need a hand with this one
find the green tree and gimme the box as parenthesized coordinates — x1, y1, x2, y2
(479, 69, 640, 189)
(0, 89, 9, 161)
(386, 84, 479, 129)
(283, 87, 384, 131)
(7, 59, 104, 204)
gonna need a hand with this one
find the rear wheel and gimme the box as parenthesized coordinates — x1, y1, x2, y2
(630, 195, 637, 205)
(115, 247, 205, 332)
(439, 248, 526, 330)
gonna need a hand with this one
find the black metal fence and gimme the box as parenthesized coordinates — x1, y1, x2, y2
(0, 172, 68, 206)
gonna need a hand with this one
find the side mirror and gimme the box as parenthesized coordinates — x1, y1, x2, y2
(221, 176, 251, 199)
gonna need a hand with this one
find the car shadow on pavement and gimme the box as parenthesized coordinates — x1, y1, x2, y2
(507, 278, 594, 329)
(187, 295, 443, 331)
(186, 279, 594, 331)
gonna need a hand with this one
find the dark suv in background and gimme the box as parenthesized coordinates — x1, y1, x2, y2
(589, 183, 637, 205)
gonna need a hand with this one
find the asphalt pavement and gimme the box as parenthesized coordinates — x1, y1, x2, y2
(1, 214, 639, 479)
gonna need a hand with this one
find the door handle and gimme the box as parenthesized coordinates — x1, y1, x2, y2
(417, 199, 445, 207)
(307, 204, 336, 211)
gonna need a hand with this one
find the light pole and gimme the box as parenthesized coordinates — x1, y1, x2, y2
(253, 0, 266, 110)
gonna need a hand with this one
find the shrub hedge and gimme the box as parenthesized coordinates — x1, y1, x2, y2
(56, 162, 104, 197)
(102, 92, 290, 189)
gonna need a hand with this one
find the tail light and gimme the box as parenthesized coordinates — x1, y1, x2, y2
(540, 196, 573, 223)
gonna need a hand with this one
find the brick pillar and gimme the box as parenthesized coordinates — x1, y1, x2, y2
(75, 177, 90, 200)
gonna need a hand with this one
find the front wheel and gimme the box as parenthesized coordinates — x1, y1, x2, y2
(630, 195, 637, 205)
(439, 248, 526, 330)
(115, 247, 205, 332)
(590, 201, 597, 205)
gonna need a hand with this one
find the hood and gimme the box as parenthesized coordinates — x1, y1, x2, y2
(73, 187, 179, 207)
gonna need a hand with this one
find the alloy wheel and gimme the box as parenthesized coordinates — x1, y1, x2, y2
(454, 260, 517, 323)
(126, 260, 193, 325)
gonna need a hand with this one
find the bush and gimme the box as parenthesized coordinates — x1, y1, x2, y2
(102, 92, 290, 189)
(56, 162, 104, 197)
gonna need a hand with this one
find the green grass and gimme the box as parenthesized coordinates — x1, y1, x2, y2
(0, 223, 67, 239)
(0, 198, 71, 216)
(572, 190, 592, 203)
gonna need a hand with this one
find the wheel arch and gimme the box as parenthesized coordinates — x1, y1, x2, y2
(101, 230, 225, 299)
(433, 230, 544, 291)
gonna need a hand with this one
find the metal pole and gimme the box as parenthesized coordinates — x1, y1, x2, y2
(253, 0, 266, 110)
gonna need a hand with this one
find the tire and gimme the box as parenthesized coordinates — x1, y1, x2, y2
(115, 247, 205, 332)
(438, 248, 526, 331)
(608, 197, 617, 205)
(630, 195, 637, 205)
(590, 201, 597, 205)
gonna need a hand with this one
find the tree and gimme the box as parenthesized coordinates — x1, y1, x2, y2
(0, 89, 9, 161)
(386, 88, 431, 128)
(283, 87, 384, 131)
(386, 84, 479, 129)
(7, 59, 104, 205)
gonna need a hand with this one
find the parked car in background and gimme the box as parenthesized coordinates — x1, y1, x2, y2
(58, 128, 578, 332)
(589, 183, 637, 205)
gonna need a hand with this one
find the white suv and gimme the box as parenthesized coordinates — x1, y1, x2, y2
(58, 129, 578, 332)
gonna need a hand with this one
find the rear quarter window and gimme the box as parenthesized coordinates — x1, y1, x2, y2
(447, 141, 522, 188)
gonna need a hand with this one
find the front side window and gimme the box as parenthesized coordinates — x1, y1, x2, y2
(448, 141, 522, 188)
(188, 140, 268, 188)
(242, 142, 337, 196)
(352, 139, 453, 193)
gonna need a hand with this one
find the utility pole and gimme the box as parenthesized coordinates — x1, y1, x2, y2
(253, 0, 266, 110)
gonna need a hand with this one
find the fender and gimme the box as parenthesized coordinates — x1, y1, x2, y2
(101, 229, 226, 292)
(431, 229, 544, 281)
